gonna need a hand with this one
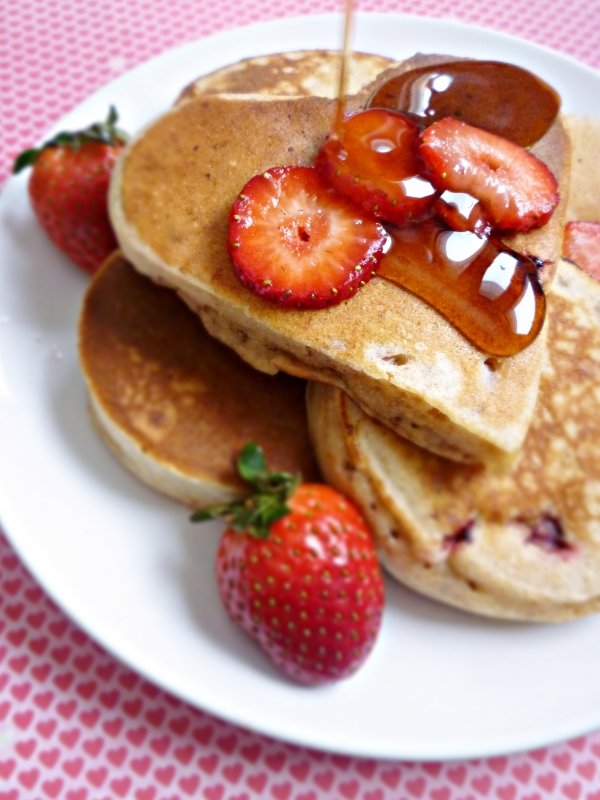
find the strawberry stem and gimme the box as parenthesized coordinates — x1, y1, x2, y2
(191, 442, 299, 539)
(13, 105, 128, 173)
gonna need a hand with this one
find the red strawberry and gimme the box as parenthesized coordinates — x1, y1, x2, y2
(563, 220, 600, 281)
(419, 117, 558, 232)
(228, 165, 387, 309)
(316, 108, 438, 226)
(13, 106, 127, 274)
(192, 443, 385, 686)
(433, 190, 492, 237)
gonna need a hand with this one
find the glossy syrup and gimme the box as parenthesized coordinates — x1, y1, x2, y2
(366, 59, 558, 355)
(379, 220, 546, 357)
(368, 60, 560, 148)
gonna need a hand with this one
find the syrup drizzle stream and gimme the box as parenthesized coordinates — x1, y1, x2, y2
(334, 0, 355, 135)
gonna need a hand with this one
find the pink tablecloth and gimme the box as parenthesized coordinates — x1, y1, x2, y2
(1, 2, 600, 799)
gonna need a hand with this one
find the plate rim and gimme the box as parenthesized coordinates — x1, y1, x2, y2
(1, 11, 600, 762)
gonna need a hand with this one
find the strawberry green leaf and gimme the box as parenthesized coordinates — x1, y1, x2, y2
(237, 441, 268, 482)
(191, 441, 300, 539)
(13, 148, 41, 173)
(13, 106, 128, 174)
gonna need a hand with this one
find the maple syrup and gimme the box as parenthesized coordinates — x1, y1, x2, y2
(379, 220, 546, 356)
(368, 60, 560, 147)
(367, 58, 559, 355)
(332, 18, 557, 356)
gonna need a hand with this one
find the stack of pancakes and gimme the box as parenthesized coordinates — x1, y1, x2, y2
(79, 49, 600, 622)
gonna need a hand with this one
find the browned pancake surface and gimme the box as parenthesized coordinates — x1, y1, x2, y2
(111, 53, 570, 467)
(79, 252, 319, 494)
(307, 259, 600, 620)
(178, 50, 394, 102)
(119, 94, 337, 283)
(564, 114, 600, 223)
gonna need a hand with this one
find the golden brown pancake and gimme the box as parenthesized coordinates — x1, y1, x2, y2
(178, 49, 569, 281)
(307, 118, 600, 622)
(78, 251, 319, 506)
(306, 118, 600, 622)
(177, 50, 394, 103)
(109, 50, 569, 468)
(307, 257, 600, 622)
(564, 114, 600, 223)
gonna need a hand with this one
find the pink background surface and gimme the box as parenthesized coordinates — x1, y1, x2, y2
(1, 1, 600, 799)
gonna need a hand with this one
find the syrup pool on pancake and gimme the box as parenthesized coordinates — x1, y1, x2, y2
(311, 59, 561, 355)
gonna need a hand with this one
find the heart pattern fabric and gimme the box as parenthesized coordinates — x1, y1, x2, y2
(0, 0, 598, 183)
(1, 0, 600, 798)
(2, 530, 600, 799)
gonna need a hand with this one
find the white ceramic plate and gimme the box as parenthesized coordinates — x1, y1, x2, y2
(1, 13, 599, 762)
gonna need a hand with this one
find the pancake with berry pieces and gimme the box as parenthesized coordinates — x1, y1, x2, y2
(78, 251, 319, 506)
(109, 52, 570, 468)
(306, 255, 600, 622)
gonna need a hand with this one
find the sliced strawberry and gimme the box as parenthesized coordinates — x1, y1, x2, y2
(420, 117, 559, 232)
(228, 166, 387, 309)
(563, 220, 600, 281)
(315, 109, 438, 227)
(434, 190, 492, 237)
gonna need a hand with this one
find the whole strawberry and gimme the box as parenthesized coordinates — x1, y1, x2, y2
(13, 106, 127, 274)
(192, 443, 385, 685)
